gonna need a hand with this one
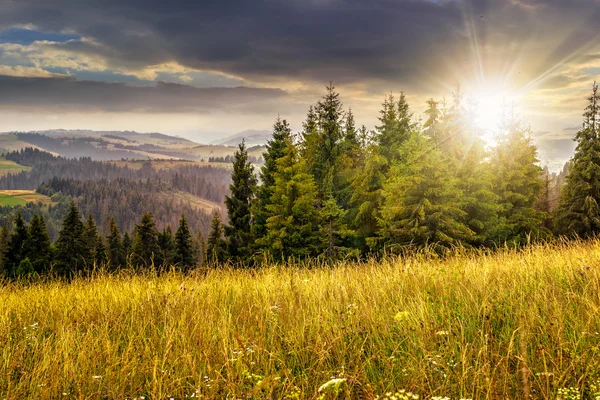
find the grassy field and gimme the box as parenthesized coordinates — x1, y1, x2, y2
(0, 190, 53, 207)
(2, 241, 600, 399)
(0, 158, 31, 177)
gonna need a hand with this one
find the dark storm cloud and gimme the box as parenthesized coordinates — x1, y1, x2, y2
(0, 0, 476, 85)
(1, 0, 600, 105)
(0, 75, 287, 113)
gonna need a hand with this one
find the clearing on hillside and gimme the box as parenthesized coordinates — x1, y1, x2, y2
(0, 190, 53, 207)
(0, 158, 31, 176)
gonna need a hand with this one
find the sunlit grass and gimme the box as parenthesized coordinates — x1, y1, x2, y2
(2, 240, 600, 399)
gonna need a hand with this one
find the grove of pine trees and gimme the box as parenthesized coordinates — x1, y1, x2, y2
(2, 82, 600, 277)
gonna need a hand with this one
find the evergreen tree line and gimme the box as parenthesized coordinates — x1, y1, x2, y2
(1, 148, 231, 204)
(207, 83, 600, 264)
(208, 155, 263, 164)
(0, 204, 206, 279)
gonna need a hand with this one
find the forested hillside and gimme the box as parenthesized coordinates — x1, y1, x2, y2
(0, 83, 598, 278)
(0, 149, 230, 242)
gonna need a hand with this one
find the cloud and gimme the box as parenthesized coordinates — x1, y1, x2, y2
(0, 75, 288, 113)
(0, 64, 66, 78)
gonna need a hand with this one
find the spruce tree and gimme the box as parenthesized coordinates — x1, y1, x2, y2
(107, 217, 125, 269)
(131, 212, 161, 268)
(456, 138, 500, 246)
(95, 234, 107, 267)
(349, 145, 388, 253)
(206, 211, 227, 265)
(378, 134, 473, 252)
(489, 115, 546, 244)
(375, 92, 413, 163)
(6, 212, 28, 276)
(25, 214, 53, 274)
(174, 214, 194, 268)
(253, 117, 293, 248)
(158, 226, 176, 268)
(0, 225, 9, 277)
(122, 231, 132, 258)
(55, 202, 86, 275)
(224, 140, 257, 262)
(82, 214, 98, 267)
(556, 82, 600, 237)
(265, 141, 322, 261)
(195, 229, 206, 266)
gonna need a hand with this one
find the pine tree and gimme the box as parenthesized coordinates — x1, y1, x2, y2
(456, 138, 500, 246)
(131, 212, 161, 268)
(95, 234, 107, 267)
(265, 141, 322, 261)
(424, 98, 442, 144)
(490, 115, 546, 244)
(158, 226, 176, 268)
(174, 214, 194, 268)
(107, 217, 125, 270)
(194, 229, 206, 266)
(253, 117, 293, 248)
(25, 214, 53, 274)
(302, 84, 346, 201)
(378, 134, 473, 252)
(122, 231, 132, 259)
(224, 140, 257, 262)
(0, 226, 9, 277)
(82, 214, 98, 267)
(55, 202, 86, 275)
(206, 211, 227, 265)
(6, 211, 28, 276)
(349, 145, 388, 253)
(556, 82, 600, 237)
(375, 92, 413, 163)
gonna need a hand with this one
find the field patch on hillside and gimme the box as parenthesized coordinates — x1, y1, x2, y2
(0, 158, 31, 176)
(0, 190, 52, 206)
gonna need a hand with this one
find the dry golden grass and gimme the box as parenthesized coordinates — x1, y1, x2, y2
(2, 240, 600, 399)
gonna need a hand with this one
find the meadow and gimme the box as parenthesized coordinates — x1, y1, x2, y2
(2, 240, 600, 399)
(0, 190, 53, 207)
(0, 158, 31, 177)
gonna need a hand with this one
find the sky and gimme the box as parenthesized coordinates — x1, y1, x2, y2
(1, 0, 600, 170)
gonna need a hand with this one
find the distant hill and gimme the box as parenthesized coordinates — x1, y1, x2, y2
(0, 130, 266, 163)
(213, 129, 271, 146)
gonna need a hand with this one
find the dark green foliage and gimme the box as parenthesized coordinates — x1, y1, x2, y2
(457, 139, 500, 246)
(131, 212, 161, 268)
(25, 214, 53, 273)
(15, 257, 34, 278)
(379, 134, 473, 252)
(206, 211, 227, 265)
(193, 229, 206, 266)
(265, 142, 322, 261)
(82, 214, 98, 267)
(375, 92, 413, 163)
(0, 226, 9, 276)
(174, 214, 194, 268)
(224, 140, 257, 262)
(107, 218, 125, 270)
(303, 84, 345, 200)
(253, 118, 293, 248)
(556, 82, 600, 237)
(158, 226, 176, 268)
(55, 202, 87, 275)
(95, 234, 106, 267)
(489, 116, 546, 245)
(122, 231, 132, 258)
(6, 212, 29, 275)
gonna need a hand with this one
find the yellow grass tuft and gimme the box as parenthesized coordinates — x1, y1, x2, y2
(2, 240, 600, 398)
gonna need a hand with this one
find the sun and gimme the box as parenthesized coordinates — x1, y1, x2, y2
(472, 85, 519, 145)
